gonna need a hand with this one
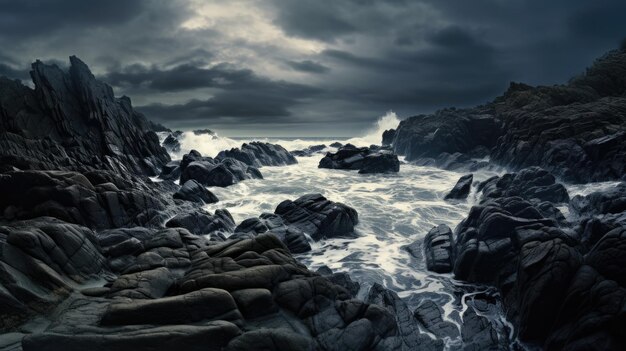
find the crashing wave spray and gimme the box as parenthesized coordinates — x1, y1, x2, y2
(346, 111, 400, 146)
(174, 131, 241, 159)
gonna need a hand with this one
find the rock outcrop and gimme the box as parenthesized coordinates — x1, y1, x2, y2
(217, 142, 297, 167)
(0, 56, 170, 176)
(390, 48, 626, 182)
(177, 150, 263, 187)
(319, 145, 400, 174)
(444, 174, 473, 200)
(274, 194, 359, 241)
(421, 167, 626, 349)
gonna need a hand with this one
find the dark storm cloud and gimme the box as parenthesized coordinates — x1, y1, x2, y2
(137, 86, 314, 124)
(102, 61, 321, 96)
(0, 63, 29, 81)
(284, 60, 330, 74)
(269, 1, 357, 41)
(0, 0, 148, 39)
(0, 0, 625, 134)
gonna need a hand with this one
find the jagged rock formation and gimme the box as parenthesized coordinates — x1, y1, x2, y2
(217, 142, 297, 167)
(422, 167, 626, 349)
(319, 145, 400, 174)
(0, 56, 170, 176)
(391, 48, 626, 182)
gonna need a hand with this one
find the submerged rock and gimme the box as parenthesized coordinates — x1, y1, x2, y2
(290, 144, 327, 157)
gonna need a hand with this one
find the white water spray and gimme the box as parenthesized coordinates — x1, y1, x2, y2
(346, 111, 401, 146)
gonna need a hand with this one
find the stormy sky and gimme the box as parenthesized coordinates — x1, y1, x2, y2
(0, 0, 624, 136)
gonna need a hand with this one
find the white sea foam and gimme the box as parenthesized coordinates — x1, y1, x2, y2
(171, 113, 510, 348)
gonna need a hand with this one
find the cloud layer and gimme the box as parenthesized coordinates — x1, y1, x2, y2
(0, 0, 624, 136)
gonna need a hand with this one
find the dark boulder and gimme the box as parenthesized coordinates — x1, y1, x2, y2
(165, 209, 235, 236)
(424, 224, 454, 273)
(217, 142, 297, 167)
(179, 151, 262, 187)
(274, 194, 358, 241)
(162, 131, 182, 153)
(173, 180, 219, 204)
(319, 146, 400, 174)
(393, 110, 502, 162)
(381, 129, 396, 146)
(444, 174, 473, 200)
(233, 213, 311, 253)
(479, 167, 569, 204)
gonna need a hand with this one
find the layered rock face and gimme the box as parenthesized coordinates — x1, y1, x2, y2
(391, 48, 626, 182)
(319, 145, 400, 174)
(0, 56, 170, 176)
(422, 167, 626, 349)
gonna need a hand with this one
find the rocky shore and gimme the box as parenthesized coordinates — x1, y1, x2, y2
(0, 47, 625, 351)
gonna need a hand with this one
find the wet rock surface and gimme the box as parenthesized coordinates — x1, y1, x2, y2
(319, 145, 400, 174)
(274, 193, 359, 241)
(420, 167, 626, 350)
(217, 142, 297, 167)
(392, 49, 626, 183)
(178, 150, 263, 187)
(444, 174, 473, 200)
(0, 56, 170, 176)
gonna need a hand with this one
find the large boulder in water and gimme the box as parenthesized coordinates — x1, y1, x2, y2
(178, 150, 262, 187)
(217, 142, 297, 167)
(274, 194, 358, 241)
(444, 174, 473, 200)
(319, 146, 399, 174)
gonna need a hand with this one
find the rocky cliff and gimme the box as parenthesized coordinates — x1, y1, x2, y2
(0, 56, 170, 176)
(391, 48, 626, 183)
